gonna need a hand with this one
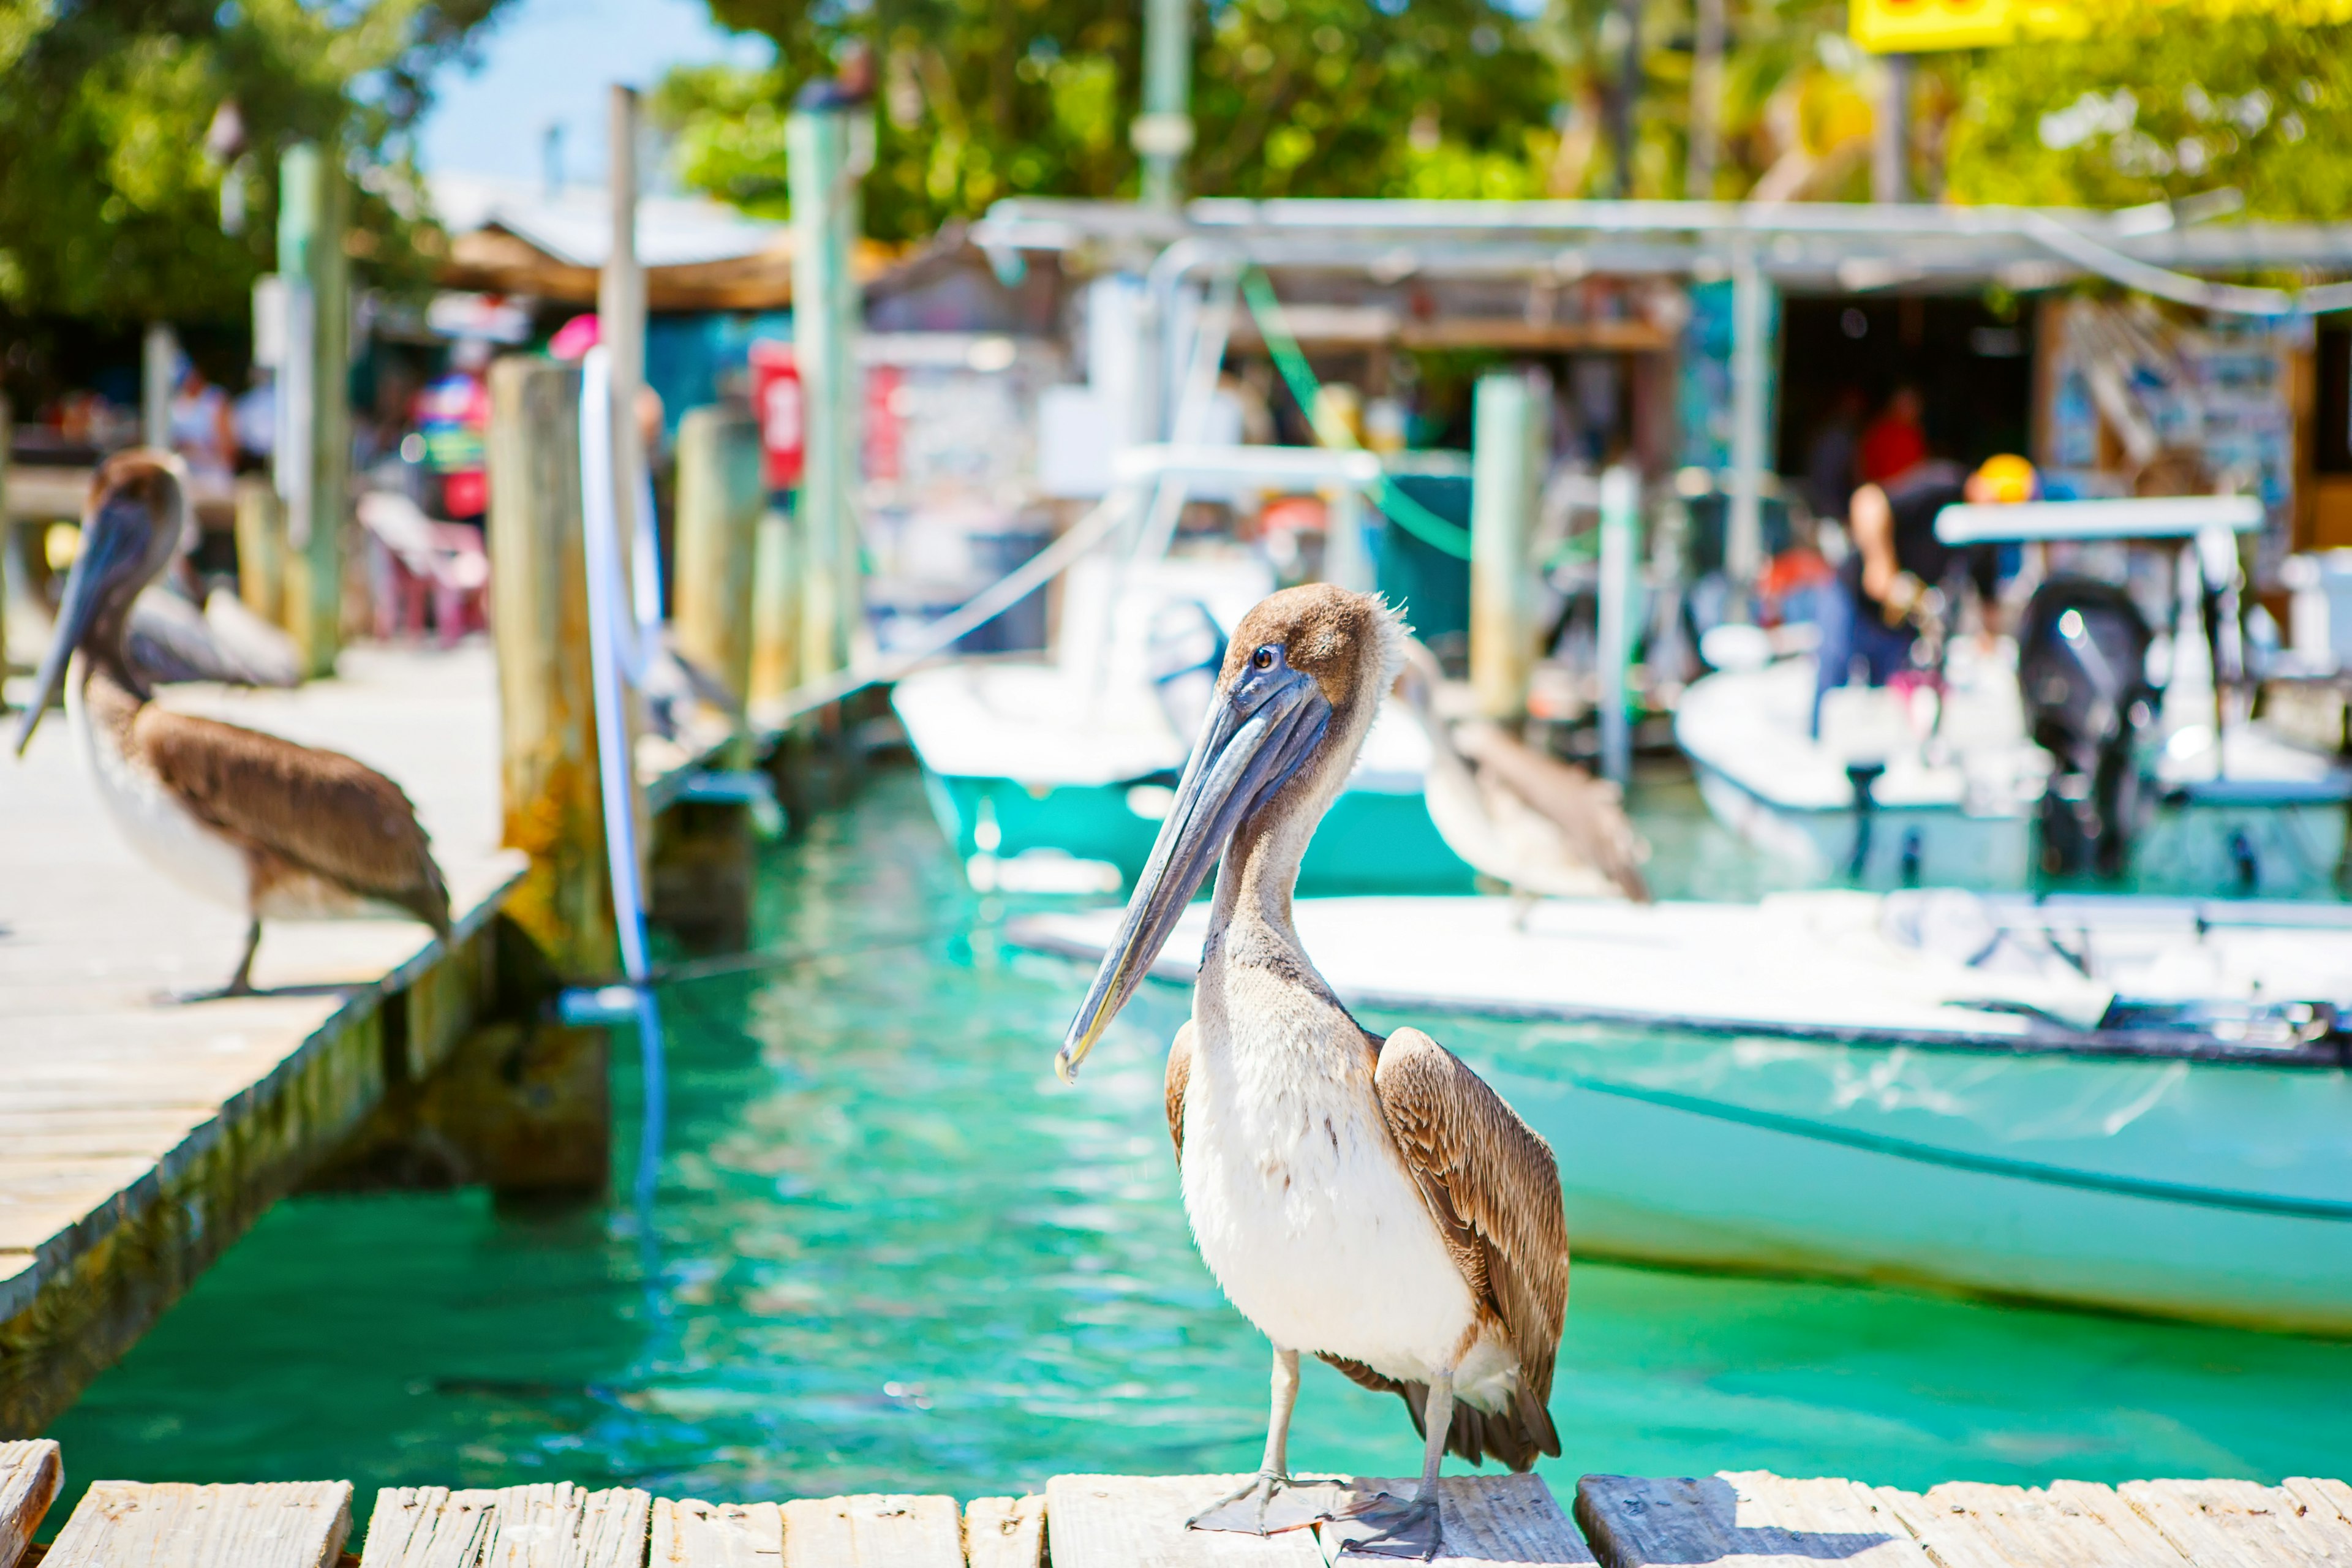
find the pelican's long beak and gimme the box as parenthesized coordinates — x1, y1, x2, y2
(1057, 657, 1331, 1082)
(13, 487, 148, 756)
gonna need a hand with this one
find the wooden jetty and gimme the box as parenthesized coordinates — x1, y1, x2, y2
(0, 361, 779, 1438)
(2, 1441, 2349, 1567)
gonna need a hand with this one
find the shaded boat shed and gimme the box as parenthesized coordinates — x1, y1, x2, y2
(970, 197, 2352, 583)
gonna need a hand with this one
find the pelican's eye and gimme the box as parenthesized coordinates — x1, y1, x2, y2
(1250, 646, 1278, 671)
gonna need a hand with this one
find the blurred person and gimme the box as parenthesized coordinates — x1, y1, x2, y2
(412, 338, 492, 521)
(233, 368, 274, 473)
(1812, 454, 2034, 733)
(1804, 386, 1865, 522)
(1858, 385, 1928, 486)
(168, 359, 236, 480)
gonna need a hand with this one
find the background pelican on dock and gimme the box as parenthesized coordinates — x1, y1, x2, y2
(1398, 643, 1650, 903)
(1057, 585, 1569, 1559)
(12, 451, 451, 999)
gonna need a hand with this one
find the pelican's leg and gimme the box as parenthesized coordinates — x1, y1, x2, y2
(1188, 1348, 1328, 1535)
(1340, 1371, 1450, 1560)
(164, 919, 261, 1005)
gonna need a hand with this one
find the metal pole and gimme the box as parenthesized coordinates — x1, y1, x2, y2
(1686, 0, 1725, 199)
(788, 104, 864, 680)
(141, 323, 177, 451)
(1136, 0, 1193, 208)
(1605, 0, 1642, 199)
(1470, 372, 1547, 720)
(1324, 482, 1372, 593)
(1727, 239, 1767, 593)
(1597, 463, 1638, 787)
(1873, 53, 1911, 205)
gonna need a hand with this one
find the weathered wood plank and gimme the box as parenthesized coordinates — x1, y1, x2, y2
(1321, 1474, 1596, 1566)
(2283, 1480, 2352, 1550)
(1044, 1476, 1327, 1568)
(1874, 1479, 2194, 1568)
(2120, 1478, 2352, 1568)
(780, 1494, 961, 1568)
(0, 1439, 61, 1568)
(651, 1498, 784, 1567)
(962, 1496, 1044, 1568)
(359, 1483, 650, 1568)
(43, 1480, 351, 1568)
(1575, 1472, 1928, 1568)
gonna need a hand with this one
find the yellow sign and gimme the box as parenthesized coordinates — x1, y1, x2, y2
(1850, 0, 2016, 51)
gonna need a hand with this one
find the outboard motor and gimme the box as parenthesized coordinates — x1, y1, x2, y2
(2018, 575, 2156, 877)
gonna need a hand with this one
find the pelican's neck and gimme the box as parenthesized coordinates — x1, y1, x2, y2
(1207, 690, 1378, 955)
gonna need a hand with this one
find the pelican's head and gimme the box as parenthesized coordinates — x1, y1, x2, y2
(1056, 584, 1405, 1081)
(13, 449, 188, 756)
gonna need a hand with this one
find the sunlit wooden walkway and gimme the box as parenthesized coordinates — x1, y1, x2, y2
(2, 1442, 2348, 1567)
(0, 646, 726, 1437)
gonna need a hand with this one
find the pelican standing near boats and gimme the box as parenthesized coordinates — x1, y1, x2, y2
(12, 451, 451, 998)
(1057, 584, 1569, 1559)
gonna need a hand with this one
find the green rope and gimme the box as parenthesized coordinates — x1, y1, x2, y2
(1237, 268, 1478, 562)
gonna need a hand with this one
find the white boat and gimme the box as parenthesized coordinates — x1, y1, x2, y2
(1010, 890, 2352, 1334)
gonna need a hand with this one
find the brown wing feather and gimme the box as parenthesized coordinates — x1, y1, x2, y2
(1164, 1020, 1195, 1164)
(1365, 1025, 1569, 1471)
(136, 707, 452, 934)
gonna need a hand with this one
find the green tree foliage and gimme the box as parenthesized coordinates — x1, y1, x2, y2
(1946, 0, 2352, 218)
(0, 0, 511, 325)
(657, 0, 1566, 240)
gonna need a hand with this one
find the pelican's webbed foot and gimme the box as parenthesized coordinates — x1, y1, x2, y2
(1338, 1488, 1442, 1561)
(1186, 1471, 1330, 1536)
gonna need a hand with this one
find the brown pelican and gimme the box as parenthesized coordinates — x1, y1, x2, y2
(13, 451, 451, 998)
(1398, 643, 1651, 903)
(1057, 585, 1569, 1559)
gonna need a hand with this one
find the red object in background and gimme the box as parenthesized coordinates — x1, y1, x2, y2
(748, 341, 805, 489)
(1858, 409, 1927, 484)
(864, 364, 904, 486)
(1757, 548, 1834, 627)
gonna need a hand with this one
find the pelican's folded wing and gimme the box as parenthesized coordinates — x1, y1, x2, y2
(1370, 1025, 1569, 1453)
(134, 707, 452, 932)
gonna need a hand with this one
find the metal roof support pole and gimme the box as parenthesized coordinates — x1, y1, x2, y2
(788, 103, 865, 682)
(141, 322, 177, 450)
(1471, 372, 1547, 720)
(1136, 0, 1193, 208)
(1873, 53, 1912, 205)
(1727, 238, 1768, 596)
(1597, 464, 1640, 787)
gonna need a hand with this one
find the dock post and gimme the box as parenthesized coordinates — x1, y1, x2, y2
(276, 141, 349, 678)
(657, 406, 765, 950)
(1597, 464, 1639, 787)
(233, 475, 287, 629)
(1470, 371, 1548, 721)
(1725, 239, 1770, 596)
(787, 100, 864, 686)
(486, 355, 616, 979)
(748, 503, 797, 714)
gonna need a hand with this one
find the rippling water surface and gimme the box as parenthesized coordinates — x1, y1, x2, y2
(46, 770, 2352, 1533)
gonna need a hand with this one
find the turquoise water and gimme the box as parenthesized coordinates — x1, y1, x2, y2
(43, 769, 2352, 1535)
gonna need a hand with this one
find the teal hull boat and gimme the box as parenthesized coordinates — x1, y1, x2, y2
(1012, 891, 2352, 1335)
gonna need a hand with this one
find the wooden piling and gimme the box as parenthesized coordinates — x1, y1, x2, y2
(748, 503, 798, 715)
(233, 474, 287, 630)
(1470, 371, 1548, 721)
(277, 141, 350, 679)
(787, 104, 863, 683)
(673, 407, 766, 714)
(486, 355, 616, 981)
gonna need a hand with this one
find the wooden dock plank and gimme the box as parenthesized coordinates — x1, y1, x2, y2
(1044, 1477, 1329, 1568)
(1874, 1479, 2192, 1568)
(780, 1493, 962, 1568)
(0, 1439, 61, 1568)
(1319, 1474, 1596, 1566)
(2120, 1479, 2352, 1568)
(1575, 1472, 1928, 1568)
(42, 1480, 352, 1568)
(358, 1483, 652, 1568)
(962, 1496, 1044, 1568)
(652, 1498, 784, 1567)
(959, 1495, 1044, 1568)
(2282, 1480, 2352, 1550)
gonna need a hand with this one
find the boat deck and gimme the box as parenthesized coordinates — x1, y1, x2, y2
(2, 1440, 2348, 1566)
(0, 646, 722, 1435)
